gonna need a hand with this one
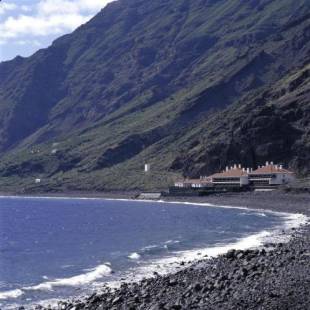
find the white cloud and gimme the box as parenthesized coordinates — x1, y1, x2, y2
(0, 0, 116, 61)
(0, 13, 92, 39)
(0, 3, 17, 15)
(37, 0, 107, 16)
(38, 0, 111, 15)
(20, 5, 33, 13)
(0, 0, 115, 41)
(15, 39, 42, 46)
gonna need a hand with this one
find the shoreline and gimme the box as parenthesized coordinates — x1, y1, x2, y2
(1, 189, 309, 214)
(2, 191, 310, 309)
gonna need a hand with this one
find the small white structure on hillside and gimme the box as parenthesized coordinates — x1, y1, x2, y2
(35, 178, 41, 184)
(144, 164, 151, 172)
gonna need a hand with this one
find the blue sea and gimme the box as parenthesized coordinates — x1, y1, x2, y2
(0, 196, 299, 309)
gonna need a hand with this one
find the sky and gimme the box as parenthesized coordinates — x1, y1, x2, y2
(0, 0, 115, 62)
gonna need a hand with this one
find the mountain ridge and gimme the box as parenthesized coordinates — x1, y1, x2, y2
(0, 0, 309, 192)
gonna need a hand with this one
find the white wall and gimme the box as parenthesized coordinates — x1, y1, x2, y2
(240, 176, 249, 186)
(269, 173, 295, 185)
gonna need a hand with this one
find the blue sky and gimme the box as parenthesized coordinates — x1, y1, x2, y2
(0, 0, 115, 62)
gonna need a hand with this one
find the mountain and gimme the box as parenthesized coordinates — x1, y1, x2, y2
(0, 0, 309, 192)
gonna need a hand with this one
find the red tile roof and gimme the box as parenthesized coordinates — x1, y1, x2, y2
(210, 168, 248, 178)
(250, 165, 294, 175)
(183, 178, 212, 184)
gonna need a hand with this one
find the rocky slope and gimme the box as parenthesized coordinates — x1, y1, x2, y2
(171, 63, 310, 177)
(0, 0, 309, 192)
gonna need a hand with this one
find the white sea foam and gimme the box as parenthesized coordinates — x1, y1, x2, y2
(240, 212, 267, 217)
(142, 244, 158, 250)
(61, 264, 74, 269)
(0, 289, 24, 300)
(128, 252, 141, 260)
(164, 240, 180, 245)
(25, 264, 112, 292)
(0, 264, 112, 303)
(0, 282, 6, 289)
(109, 230, 270, 285)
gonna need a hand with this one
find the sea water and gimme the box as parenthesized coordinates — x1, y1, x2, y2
(0, 196, 304, 309)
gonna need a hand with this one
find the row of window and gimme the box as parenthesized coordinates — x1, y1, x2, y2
(249, 174, 276, 179)
(213, 178, 240, 182)
(250, 180, 270, 185)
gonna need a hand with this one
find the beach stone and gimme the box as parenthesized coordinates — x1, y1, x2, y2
(210, 272, 218, 278)
(194, 283, 202, 291)
(112, 296, 123, 305)
(149, 304, 160, 310)
(236, 252, 245, 259)
(226, 250, 236, 259)
(269, 291, 280, 298)
(168, 279, 178, 286)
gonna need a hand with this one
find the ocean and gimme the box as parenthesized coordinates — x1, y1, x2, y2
(0, 196, 302, 309)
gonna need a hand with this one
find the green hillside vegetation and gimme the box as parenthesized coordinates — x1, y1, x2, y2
(0, 0, 309, 192)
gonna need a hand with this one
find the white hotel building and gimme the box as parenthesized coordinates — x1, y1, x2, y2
(249, 162, 295, 187)
(174, 162, 295, 189)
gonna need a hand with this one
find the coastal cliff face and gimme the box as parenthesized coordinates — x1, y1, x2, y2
(0, 0, 309, 191)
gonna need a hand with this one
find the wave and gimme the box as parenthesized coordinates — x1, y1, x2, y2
(240, 212, 267, 217)
(127, 240, 181, 262)
(0, 289, 24, 300)
(25, 264, 112, 292)
(164, 240, 180, 245)
(0, 263, 112, 302)
(141, 244, 161, 251)
(121, 230, 270, 281)
(140, 239, 180, 255)
(128, 252, 141, 260)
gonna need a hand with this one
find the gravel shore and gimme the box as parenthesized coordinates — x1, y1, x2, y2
(31, 192, 310, 310)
